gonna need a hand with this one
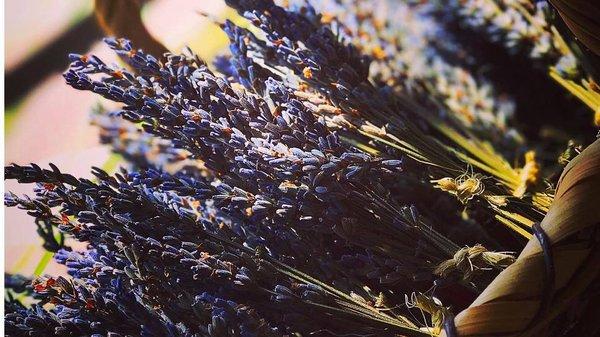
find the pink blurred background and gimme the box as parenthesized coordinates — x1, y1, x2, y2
(5, 0, 232, 276)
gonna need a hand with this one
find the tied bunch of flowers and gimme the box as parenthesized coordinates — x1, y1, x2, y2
(446, 0, 600, 125)
(5, 0, 599, 336)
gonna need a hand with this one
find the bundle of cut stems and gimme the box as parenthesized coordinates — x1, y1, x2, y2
(441, 139, 600, 336)
(302, 88, 549, 238)
(93, 0, 549, 240)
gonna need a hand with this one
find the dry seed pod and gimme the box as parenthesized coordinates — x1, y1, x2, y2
(441, 139, 600, 336)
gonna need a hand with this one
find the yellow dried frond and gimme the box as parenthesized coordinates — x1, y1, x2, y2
(485, 195, 508, 207)
(431, 171, 485, 204)
(302, 67, 313, 79)
(514, 151, 540, 197)
(406, 293, 449, 335)
(374, 292, 388, 308)
(350, 292, 367, 304)
(434, 244, 515, 282)
(327, 115, 356, 130)
(360, 122, 387, 137)
(431, 177, 457, 191)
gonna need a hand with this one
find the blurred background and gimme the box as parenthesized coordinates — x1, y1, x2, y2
(5, 0, 230, 276)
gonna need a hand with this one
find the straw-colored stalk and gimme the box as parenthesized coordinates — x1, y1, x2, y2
(441, 139, 600, 336)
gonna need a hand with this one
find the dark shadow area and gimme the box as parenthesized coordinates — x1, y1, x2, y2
(441, 19, 597, 149)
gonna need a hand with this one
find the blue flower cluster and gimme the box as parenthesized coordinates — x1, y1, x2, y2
(61, 35, 464, 277)
(5, 1, 542, 336)
(5, 163, 433, 336)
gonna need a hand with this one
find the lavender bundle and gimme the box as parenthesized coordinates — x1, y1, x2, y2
(446, 0, 600, 125)
(5, 1, 597, 336)
(219, 0, 553, 236)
